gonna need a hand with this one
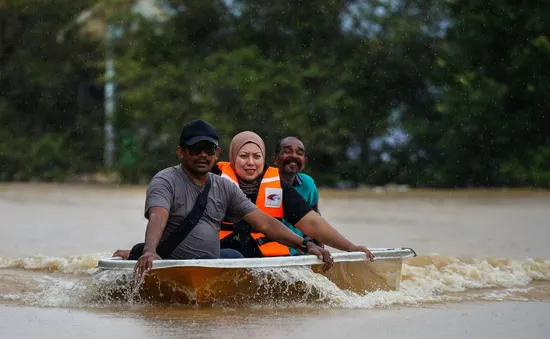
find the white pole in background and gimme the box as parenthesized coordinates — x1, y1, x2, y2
(104, 22, 116, 169)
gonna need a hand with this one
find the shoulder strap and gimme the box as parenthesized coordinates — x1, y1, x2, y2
(156, 176, 212, 259)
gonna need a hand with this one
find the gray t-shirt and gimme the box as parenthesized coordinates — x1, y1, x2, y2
(144, 165, 257, 259)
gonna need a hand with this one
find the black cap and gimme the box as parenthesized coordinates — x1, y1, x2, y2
(179, 119, 219, 146)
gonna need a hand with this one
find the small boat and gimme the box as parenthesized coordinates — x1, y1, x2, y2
(96, 248, 416, 304)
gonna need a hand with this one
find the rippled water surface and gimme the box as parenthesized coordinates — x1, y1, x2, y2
(1, 183, 549, 338)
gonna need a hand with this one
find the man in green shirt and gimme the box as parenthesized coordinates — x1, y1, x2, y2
(272, 137, 322, 255)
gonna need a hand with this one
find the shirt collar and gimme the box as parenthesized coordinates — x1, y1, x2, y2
(293, 174, 303, 187)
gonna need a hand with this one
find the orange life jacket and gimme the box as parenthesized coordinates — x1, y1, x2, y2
(217, 161, 290, 256)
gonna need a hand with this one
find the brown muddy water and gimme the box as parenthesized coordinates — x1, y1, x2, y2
(1, 183, 549, 339)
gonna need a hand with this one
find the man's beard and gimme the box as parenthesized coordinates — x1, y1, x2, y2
(187, 166, 210, 176)
(282, 157, 302, 175)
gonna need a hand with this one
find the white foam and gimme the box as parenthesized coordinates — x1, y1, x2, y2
(1, 254, 549, 309)
(402, 257, 550, 294)
(0, 253, 110, 274)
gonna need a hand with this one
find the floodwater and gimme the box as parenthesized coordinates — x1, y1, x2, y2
(1, 183, 549, 339)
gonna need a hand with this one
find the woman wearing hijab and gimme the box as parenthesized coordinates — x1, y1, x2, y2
(213, 131, 375, 261)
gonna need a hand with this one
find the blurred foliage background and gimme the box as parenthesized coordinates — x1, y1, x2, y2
(1, 0, 549, 187)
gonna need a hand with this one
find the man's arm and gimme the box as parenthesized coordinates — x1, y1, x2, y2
(242, 209, 334, 271)
(142, 206, 169, 254)
(135, 207, 170, 276)
(134, 206, 170, 276)
(294, 211, 354, 250)
(135, 174, 174, 276)
(294, 211, 375, 261)
(242, 209, 304, 248)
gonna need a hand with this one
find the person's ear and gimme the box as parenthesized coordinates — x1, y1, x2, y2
(215, 147, 222, 160)
(176, 146, 184, 160)
(271, 153, 278, 165)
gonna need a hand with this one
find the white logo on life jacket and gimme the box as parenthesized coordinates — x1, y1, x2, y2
(264, 188, 283, 208)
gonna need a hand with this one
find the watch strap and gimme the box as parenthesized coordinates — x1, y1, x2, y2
(300, 237, 313, 253)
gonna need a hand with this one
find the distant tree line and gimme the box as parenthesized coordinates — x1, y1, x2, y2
(1, 0, 548, 188)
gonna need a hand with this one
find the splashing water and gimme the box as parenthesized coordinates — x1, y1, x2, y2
(1, 253, 549, 310)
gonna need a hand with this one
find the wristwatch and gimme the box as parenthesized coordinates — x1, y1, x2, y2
(300, 237, 314, 253)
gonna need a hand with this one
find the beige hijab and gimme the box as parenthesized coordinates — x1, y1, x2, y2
(229, 131, 266, 168)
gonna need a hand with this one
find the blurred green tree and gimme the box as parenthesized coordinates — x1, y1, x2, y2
(405, 0, 550, 187)
(0, 0, 104, 181)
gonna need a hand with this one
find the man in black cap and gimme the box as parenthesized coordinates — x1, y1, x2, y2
(119, 120, 333, 276)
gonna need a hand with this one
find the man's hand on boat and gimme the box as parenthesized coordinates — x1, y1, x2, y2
(112, 249, 130, 260)
(134, 250, 161, 277)
(288, 211, 376, 262)
(242, 209, 334, 270)
(304, 241, 334, 271)
(350, 245, 376, 262)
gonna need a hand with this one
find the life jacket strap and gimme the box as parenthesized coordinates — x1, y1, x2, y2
(255, 236, 273, 246)
(220, 221, 233, 231)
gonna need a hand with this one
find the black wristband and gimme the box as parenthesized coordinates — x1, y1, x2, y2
(300, 237, 314, 252)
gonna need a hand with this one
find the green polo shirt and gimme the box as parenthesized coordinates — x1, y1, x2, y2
(282, 173, 320, 255)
